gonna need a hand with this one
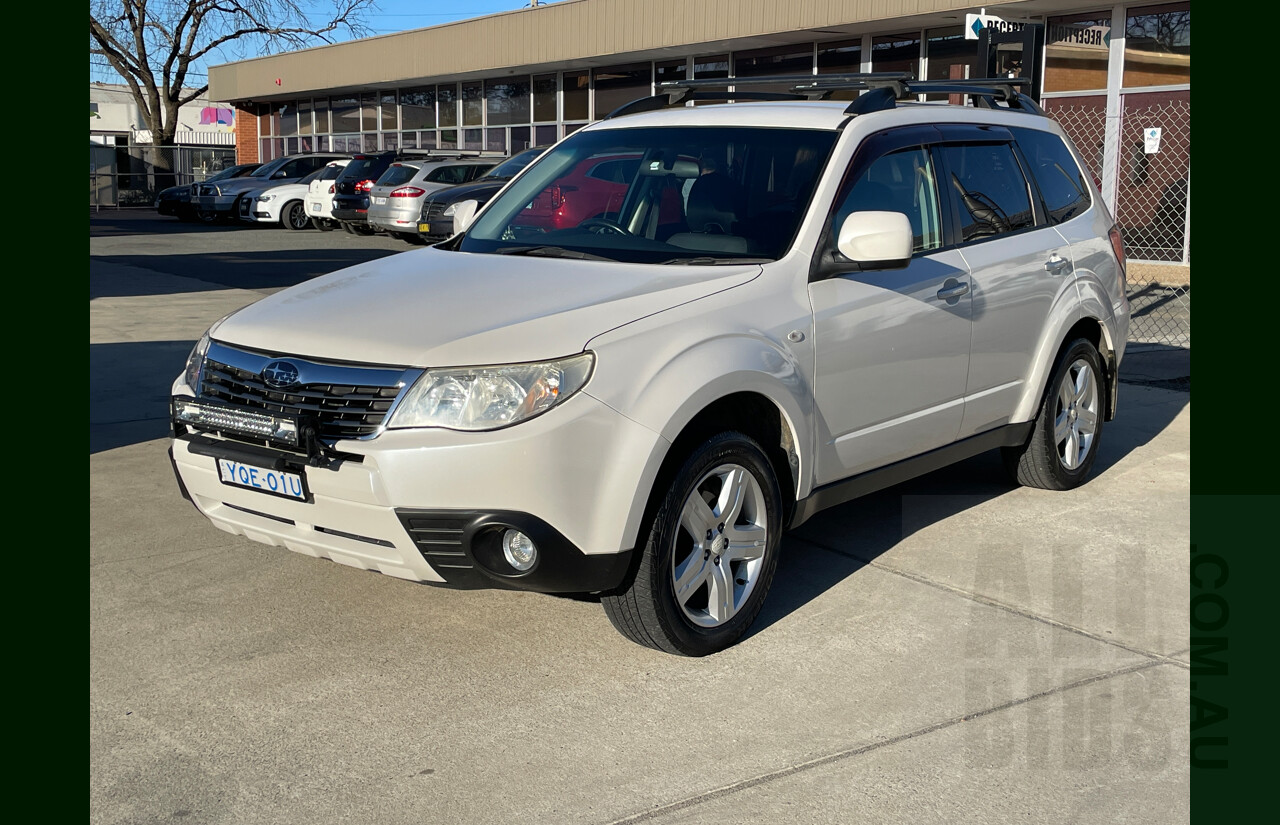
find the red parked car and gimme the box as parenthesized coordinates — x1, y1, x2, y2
(512, 153, 687, 236)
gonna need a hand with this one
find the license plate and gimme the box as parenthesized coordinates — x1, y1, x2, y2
(418, 223, 432, 233)
(372, 196, 387, 205)
(310, 203, 320, 212)
(218, 458, 307, 501)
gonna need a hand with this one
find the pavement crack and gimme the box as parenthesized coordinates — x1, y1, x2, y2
(602, 659, 1166, 825)
(795, 536, 1189, 670)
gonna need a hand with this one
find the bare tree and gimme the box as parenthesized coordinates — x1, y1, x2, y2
(90, 1, 374, 157)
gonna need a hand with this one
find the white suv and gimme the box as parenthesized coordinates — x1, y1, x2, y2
(170, 76, 1129, 656)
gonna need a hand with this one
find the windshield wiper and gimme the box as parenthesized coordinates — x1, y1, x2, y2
(658, 256, 772, 265)
(496, 245, 614, 261)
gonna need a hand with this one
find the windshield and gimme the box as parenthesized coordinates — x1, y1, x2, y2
(248, 159, 280, 177)
(460, 126, 837, 263)
(481, 148, 544, 180)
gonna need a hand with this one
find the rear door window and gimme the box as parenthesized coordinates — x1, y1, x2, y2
(1010, 127, 1092, 225)
(936, 143, 1036, 242)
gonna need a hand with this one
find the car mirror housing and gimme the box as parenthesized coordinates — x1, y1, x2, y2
(835, 211, 913, 269)
(452, 199, 480, 234)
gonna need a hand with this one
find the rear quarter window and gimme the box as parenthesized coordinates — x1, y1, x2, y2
(424, 165, 472, 184)
(1011, 127, 1092, 225)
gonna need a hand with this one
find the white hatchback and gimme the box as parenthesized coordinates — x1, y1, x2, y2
(171, 75, 1130, 656)
(303, 159, 352, 231)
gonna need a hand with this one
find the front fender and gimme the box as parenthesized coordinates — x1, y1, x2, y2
(585, 294, 814, 552)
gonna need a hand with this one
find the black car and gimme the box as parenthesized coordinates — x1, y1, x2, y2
(415, 146, 549, 242)
(154, 163, 261, 221)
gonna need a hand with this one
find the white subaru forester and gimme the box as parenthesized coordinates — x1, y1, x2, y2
(170, 76, 1129, 656)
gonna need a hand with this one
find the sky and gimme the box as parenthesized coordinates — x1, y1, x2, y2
(90, 1, 557, 89)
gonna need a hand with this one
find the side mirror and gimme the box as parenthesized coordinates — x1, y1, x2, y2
(272, 170, 288, 179)
(451, 199, 479, 234)
(835, 211, 913, 269)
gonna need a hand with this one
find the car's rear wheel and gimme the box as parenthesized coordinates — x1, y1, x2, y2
(602, 432, 782, 656)
(312, 217, 332, 231)
(283, 201, 309, 230)
(1003, 338, 1105, 490)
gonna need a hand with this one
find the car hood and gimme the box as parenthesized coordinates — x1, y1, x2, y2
(211, 176, 275, 194)
(214, 246, 761, 367)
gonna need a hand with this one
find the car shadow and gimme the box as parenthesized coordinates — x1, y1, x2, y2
(90, 340, 194, 454)
(745, 383, 1188, 639)
(91, 248, 405, 296)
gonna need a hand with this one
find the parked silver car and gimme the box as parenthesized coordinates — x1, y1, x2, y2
(367, 158, 498, 241)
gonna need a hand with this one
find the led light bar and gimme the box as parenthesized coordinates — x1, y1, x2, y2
(173, 398, 300, 447)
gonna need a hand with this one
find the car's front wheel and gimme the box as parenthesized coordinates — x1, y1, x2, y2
(283, 201, 309, 230)
(603, 432, 782, 656)
(1003, 338, 1106, 490)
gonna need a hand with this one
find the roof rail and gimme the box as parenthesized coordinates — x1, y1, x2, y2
(603, 73, 1043, 120)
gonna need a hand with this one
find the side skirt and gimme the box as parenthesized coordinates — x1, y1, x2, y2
(789, 422, 1033, 529)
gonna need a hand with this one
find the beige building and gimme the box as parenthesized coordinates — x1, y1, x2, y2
(210, 0, 1189, 282)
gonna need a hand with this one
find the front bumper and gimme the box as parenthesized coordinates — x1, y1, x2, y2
(169, 389, 662, 592)
(415, 216, 455, 238)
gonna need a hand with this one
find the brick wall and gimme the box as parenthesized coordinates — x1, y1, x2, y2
(234, 105, 259, 164)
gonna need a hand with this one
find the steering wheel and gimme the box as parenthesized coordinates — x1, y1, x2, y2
(578, 217, 633, 236)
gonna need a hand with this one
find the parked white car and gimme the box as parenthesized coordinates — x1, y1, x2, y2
(170, 76, 1130, 656)
(239, 166, 333, 230)
(304, 159, 352, 231)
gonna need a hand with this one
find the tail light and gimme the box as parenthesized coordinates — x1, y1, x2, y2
(1108, 224, 1127, 284)
(391, 187, 426, 198)
(355, 179, 374, 193)
(327, 183, 335, 194)
(549, 185, 577, 209)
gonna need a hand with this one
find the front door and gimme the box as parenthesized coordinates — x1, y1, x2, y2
(809, 143, 972, 484)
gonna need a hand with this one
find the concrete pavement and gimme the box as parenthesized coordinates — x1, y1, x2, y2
(90, 212, 1190, 825)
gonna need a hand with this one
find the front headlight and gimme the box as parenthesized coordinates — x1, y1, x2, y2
(441, 202, 459, 217)
(256, 194, 273, 203)
(388, 353, 594, 431)
(183, 329, 212, 391)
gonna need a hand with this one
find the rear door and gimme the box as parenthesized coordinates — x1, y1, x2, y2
(932, 127, 1077, 437)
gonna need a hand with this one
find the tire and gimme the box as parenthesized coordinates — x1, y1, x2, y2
(283, 201, 309, 230)
(312, 217, 332, 232)
(341, 221, 358, 235)
(194, 208, 219, 224)
(602, 432, 782, 656)
(1003, 338, 1105, 490)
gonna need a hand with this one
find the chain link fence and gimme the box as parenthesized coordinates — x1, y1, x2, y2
(1046, 92, 1190, 351)
(91, 144, 238, 209)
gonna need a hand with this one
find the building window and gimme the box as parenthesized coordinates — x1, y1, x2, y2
(438, 84, 459, 128)
(297, 99, 313, 136)
(463, 128, 483, 150)
(563, 71, 589, 120)
(871, 33, 921, 76)
(692, 55, 729, 105)
(1045, 12, 1113, 93)
(440, 129, 458, 150)
(533, 74, 557, 122)
(332, 96, 360, 134)
(462, 82, 484, 127)
(401, 87, 436, 131)
(1124, 2, 1190, 88)
(314, 98, 330, 134)
(486, 128, 507, 152)
(486, 77, 531, 126)
(593, 63, 651, 119)
(361, 93, 379, 132)
(925, 27, 975, 100)
(535, 124, 558, 146)
(380, 92, 398, 132)
(817, 39, 863, 100)
(734, 45, 813, 93)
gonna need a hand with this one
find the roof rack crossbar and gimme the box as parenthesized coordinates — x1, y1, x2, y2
(604, 74, 1044, 120)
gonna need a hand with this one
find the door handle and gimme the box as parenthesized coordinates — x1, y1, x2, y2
(1045, 254, 1072, 274)
(937, 281, 970, 301)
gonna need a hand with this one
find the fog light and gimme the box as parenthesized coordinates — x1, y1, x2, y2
(502, 529, 537, 572)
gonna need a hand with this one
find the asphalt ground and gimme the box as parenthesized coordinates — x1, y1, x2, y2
(90, 210, 1191, 825)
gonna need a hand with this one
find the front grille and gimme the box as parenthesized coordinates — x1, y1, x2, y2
(421, 202, 447, 221)
(200, 357, 402, 441)
(239, 199, 251, 217)
(398, 514, 473, 570)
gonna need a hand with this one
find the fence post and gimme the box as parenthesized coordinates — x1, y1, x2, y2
(1100, 4, 1127, 215)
